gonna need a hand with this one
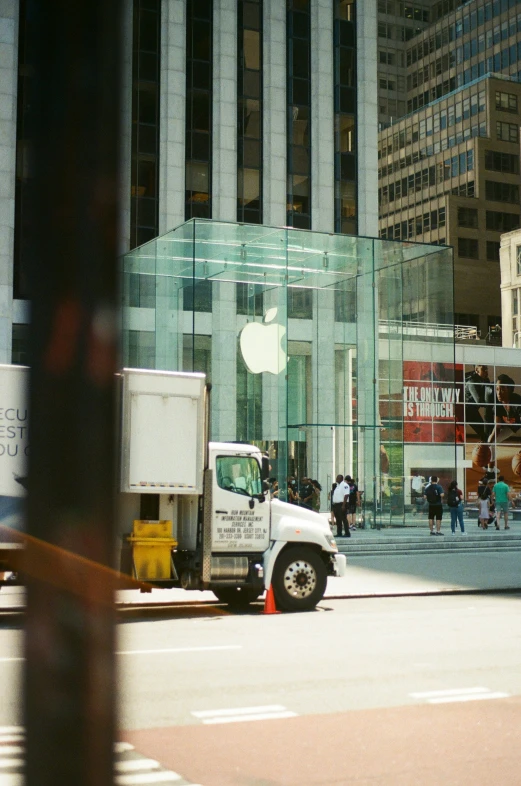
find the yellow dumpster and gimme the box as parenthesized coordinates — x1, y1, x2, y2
(127, 520, 178, 581)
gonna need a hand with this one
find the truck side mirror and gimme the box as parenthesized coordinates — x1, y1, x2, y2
(261, 455, 270, 480)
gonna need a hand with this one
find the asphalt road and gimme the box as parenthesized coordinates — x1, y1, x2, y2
(2, 593, 521, 784)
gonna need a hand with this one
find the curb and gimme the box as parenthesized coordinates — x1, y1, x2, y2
(2, 586, 521, 617)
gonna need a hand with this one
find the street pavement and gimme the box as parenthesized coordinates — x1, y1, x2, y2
(1, 525, 520, 613)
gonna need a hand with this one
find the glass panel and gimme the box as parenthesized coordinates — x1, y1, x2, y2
(121, 220, 453, 527)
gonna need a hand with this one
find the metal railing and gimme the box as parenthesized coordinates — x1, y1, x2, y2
(378, 321, 481, 341)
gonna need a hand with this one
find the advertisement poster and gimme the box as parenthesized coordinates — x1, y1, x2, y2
(403, 361, 464, 444)
(463, 363, 521, 499)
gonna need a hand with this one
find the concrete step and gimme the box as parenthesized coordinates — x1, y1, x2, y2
(336, 531, 521, 556)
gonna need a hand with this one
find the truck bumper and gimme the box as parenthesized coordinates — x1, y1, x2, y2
(332, 553, 347, 577)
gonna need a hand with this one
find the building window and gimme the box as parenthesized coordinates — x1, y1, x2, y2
(496, 91, 518, 113)
(486, 241, 500, 262)
(287, 0, 312, 229)
(496, 121, 519, 143)
(486, 211, 521, 233)
(130, 0, 161, 249)
(516, 246, 521, 276)
(485, 180, 520, 204)
(457, 207, 478, 228)
(484, 150, 519, 174)
(237, 0, 263, 224)
(185, 0, 213, 219)
(458, 237, 479, 259)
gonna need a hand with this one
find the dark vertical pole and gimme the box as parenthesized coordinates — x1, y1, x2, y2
(24, 3, 122, 786)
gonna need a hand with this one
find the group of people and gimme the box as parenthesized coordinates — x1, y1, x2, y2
(269, 476, 322, 512)
(330, 474, 360, 538)
(422, 474, 512, 535)
(476, 474, 512, 531)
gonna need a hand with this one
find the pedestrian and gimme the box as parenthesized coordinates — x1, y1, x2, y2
(492, 474, 511, 530)
(331, 474, 350, 538)
(311, 479, 321, 512)
(299, 477, 315, 510)
(344, 474, 358, 531)
(424, 475, 444, 535)
(287, 476, 299, 504)
(447, 480, 465, 534)
(478, 478, 493, 529)
(411, 471, 425, 516)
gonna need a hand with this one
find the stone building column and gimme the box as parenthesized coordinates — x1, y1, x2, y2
(159, 0, 186, 234)
(263, 0, 286, 227)
(311, 0, 334, 233)
(212, 0, 237, 222)
(211, 281, 237, 440)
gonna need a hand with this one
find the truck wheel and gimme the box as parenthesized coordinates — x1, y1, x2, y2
(272, 546, 327, 612)
(213, 587, 260, 609)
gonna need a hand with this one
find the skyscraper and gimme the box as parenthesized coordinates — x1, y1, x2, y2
(2, 0, 378, 364)
(377, 0, 521, 337)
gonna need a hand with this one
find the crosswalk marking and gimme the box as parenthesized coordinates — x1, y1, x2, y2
(0, 759, 24, 769)
(192, 704, 297, 725)
(410, 686, 510, 704)
(0, 732, 200, 786)
(115, 773, 181, 785)
(116, 759, 161, 773)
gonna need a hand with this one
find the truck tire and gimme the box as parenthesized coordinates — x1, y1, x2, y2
(272, 546, 327, 612)
(213, 587, 260, 609)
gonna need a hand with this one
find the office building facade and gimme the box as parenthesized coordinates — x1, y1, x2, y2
(379, 74, 521, 337)
(378, 0, 521, 338)
(2, 0, 379, 366)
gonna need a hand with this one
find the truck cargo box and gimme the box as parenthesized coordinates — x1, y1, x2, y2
(0, 364, 29, 498)
(120, 368, 206, 495)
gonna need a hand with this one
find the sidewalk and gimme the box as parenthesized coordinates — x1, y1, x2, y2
(1, 543, 519, 613)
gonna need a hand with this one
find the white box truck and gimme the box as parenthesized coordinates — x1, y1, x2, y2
(0, 365, 346, 611)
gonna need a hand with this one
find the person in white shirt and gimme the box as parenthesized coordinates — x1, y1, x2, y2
(331, 473, 350, 538)
(411, 471, 425, 516)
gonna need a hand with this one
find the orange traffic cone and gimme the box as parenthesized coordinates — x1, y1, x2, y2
(263, 584, 281, 614)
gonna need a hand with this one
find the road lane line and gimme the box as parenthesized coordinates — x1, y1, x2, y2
(192, 704, 287, 718)
(0, 729, 23, 735)
(202, 710, 297, 724)
(0, 747, 23, 756)
(428, 692, 509, 704)
(192, 704, 298, 724)
(116, 645, 242, 656)
(410, 687, 490, 698)
(410, 687, 511, 704)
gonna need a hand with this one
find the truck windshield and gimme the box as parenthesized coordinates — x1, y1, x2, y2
(216, 456, 262, 496)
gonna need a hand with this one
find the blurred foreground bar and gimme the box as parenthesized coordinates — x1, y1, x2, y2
(23, 2, 122, 786)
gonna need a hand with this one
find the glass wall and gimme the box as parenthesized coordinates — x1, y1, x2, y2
(121, 219, 454, 527)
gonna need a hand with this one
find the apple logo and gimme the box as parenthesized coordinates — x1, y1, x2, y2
(239, 307, 287, 375)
